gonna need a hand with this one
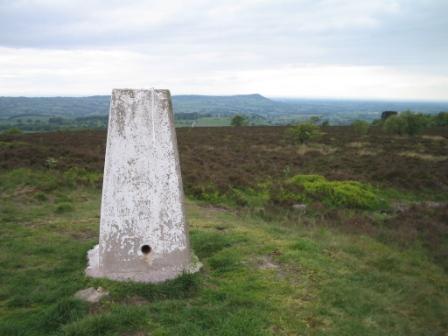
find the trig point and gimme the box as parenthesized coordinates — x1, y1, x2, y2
(86, 89, 200, 283)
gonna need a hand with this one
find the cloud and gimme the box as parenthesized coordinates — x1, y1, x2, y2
(0, 0, 447, 99)
(1, 46, 447, 100)
(0, 0, 403, 48)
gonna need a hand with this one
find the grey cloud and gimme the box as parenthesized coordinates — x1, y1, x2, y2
(1, 0, 447, 69)
(0, 0, 447, 99)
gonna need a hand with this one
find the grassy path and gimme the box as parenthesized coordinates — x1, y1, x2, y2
(0, 183, 447, 335)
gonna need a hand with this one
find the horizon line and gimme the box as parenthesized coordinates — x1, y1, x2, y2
(1, 93, 448, 104)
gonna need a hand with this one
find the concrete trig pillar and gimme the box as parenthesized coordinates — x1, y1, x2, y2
(86, 89, 200, 282)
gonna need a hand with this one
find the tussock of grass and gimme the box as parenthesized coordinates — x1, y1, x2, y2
(399, 151, 448, 162)
(55, 202, 75, 214)
(421, 135, 447, 141)
(346, 141, 367, 148)
(296, 143, 337, 155)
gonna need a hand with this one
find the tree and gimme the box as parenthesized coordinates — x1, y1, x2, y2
(231, 115, 248, 127)
(433, 112, 448, 126)
(2, 127, 22, 135)
(381, 111, 398, 121)
(351, 120, 369, 136)
(401, 111, 428, 136)
(383, 111, 428, 136)
(287, 122, 321, 144)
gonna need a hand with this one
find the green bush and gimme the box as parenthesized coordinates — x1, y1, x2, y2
(383, 111, 429, 136)
(433, 112, 448, 126)
(231, 115, 248, 127)
(273, 174, 387, 210)
(383, 114, 407, 135)
(351, 120, 369, 136)
(286, 122, 321, 144)
(2, 127, 23, 135)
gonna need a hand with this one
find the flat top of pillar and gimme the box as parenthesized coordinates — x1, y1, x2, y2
(112, 88, 170, 95)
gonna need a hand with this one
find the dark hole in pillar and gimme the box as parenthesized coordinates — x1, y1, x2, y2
(141, 245, 151, 255)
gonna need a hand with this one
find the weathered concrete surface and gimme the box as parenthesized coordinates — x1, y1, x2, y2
(86, 89, 201, 282)
(74, 287, 109, 303)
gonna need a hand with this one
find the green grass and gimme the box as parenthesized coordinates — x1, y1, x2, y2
(192, 175, 390, 211)
(0, 169, 447, 335)
(176, 117, 233, 127)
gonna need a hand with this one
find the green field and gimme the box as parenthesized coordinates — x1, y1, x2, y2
(176, 117, 233, 127)
(0, 168, 447, 335)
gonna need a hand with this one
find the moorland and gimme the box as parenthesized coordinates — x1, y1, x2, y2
(0, 124, 447, 335)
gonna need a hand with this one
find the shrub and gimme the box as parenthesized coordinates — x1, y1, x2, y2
(46, 157, 58, 169)
(383, 111, 429, 136)
(2, 127, 23, 135)
(287, 122, 321, 144)
(272, 174, 387, 210)
(402, 111, 430, 136)
(351, 120, 369, 136)
(231, 115, 248, 127)
(433, 112, 448, 126)
(383, 114, 407, 135)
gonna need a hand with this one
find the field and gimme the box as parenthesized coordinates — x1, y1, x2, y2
(0, 126, 447, 335)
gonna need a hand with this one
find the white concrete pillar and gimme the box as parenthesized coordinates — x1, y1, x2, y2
(86, 89, 200, 282)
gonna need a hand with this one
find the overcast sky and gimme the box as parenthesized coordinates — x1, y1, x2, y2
(0, 0, 447, 100)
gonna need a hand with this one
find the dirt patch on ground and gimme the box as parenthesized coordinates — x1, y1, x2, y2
(256, 255, 280, 270)
(123, 296, 150, 306)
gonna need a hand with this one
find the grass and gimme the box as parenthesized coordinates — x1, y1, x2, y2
(287, 174, 388, 210)
(0, 169, 447, 335)
(399, 151, 448, 162)
(176, 117, 233, 127)
(190, 174, 393, 211)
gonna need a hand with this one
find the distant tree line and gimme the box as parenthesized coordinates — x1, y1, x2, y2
(0, 115, 109, 133)
(376, 110, 448, 136)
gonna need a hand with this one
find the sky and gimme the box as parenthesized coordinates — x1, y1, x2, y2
(0, 0, 447, 100)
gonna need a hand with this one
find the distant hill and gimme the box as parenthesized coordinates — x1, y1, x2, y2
(173, 94, 289, 115)
(1, 95, 447, 124)
(0, 94, 292, 118)
(0, 96, 110, 118)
